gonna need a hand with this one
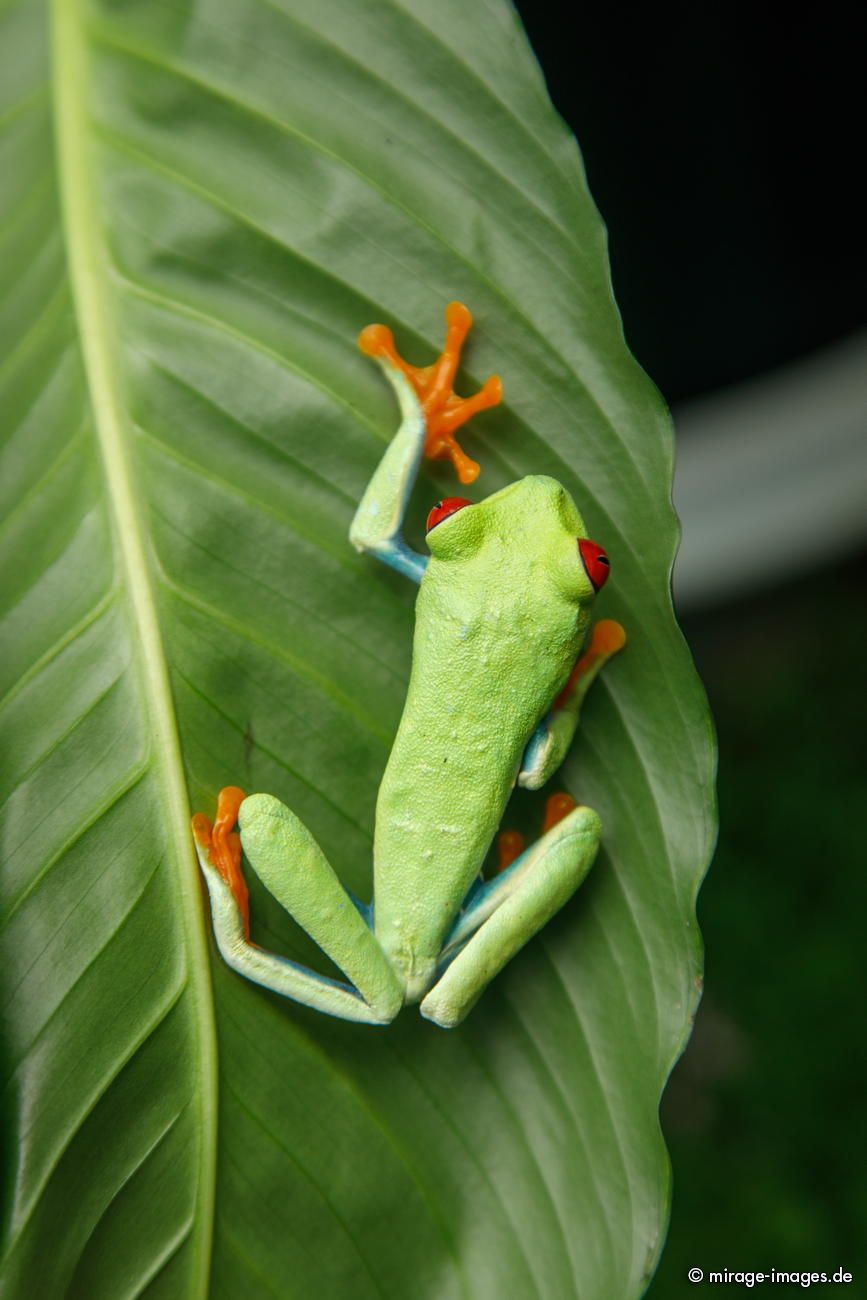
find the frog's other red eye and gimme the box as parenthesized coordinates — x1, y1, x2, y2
(426, 497, 472, 533)
(578, 538, 610, 591)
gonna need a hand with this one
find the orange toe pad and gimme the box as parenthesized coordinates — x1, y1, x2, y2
(496, 829, 526, 874)
(543, 792, 577, 833)
(359, 301, 502, 485)
(193, 786, 250, 938)
(590, 619, 627, 656)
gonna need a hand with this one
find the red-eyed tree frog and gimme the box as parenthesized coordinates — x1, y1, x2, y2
(192, 303, 626, 1027)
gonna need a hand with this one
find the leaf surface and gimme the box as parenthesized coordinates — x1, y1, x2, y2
(0, 1, 715, 1296)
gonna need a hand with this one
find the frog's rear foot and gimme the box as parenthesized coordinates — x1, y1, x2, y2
(191, 785, 249, 935)
(194, 789, 404, 1024)
(492, 792, 578, 875)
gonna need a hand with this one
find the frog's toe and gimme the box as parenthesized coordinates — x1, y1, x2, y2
(193, 785, 250, 937)
(542, 792, 577, 832)
(590, 619, 627, 656)
(358, 300, 502, 484)
(495, 829, 525, 875)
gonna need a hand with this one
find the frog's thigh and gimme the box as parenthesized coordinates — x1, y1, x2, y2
(419, 806, 601, 1029)
(236, 794, 403, 1022)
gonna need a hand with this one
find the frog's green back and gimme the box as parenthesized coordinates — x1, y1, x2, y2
(372, 476, 596, 996)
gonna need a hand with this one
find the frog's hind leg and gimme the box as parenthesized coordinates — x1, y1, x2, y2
(420, 799, 601, 1028)
(193, 790, 403, 1025)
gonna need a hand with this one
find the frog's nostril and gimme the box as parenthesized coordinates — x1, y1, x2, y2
(578, 538, 610, 591)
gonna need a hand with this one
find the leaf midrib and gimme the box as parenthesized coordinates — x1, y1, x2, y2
(49, 1, 218, 1293)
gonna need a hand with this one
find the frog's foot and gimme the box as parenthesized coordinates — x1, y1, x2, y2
(192, 785, 250, 938)
(542, 791, 577, 831)
(493, 793, 577, 876)
(425, 801, 602, 1026)
(359, 301, 502, 485)
(496, 829, 525, 874)
(194, 791, 401, 1025)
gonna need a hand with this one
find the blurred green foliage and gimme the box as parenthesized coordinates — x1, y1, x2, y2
(650, 558, 867, 1294)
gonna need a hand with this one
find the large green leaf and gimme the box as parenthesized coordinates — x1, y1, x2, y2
(0, 0, 715, 1295)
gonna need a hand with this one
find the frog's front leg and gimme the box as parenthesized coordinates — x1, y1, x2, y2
(518, 619, 626, 790)
(193, 789, 403, 1024)
(420, 800, 602, 1028)
(350, 302, 502, 582)
(349, 353, 429, 583)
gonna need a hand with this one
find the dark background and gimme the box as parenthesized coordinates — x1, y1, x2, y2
(517, 1, 864, 405)
(514, 2, 867, 1291)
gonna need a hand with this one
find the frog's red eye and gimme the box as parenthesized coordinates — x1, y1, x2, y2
(426, 497, 472, 533)
(578, 538, 610, 591)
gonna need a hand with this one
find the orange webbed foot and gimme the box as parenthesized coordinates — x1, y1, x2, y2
(493, 792, 578, 876)
(192, 785, 250, 938)
(359, 301, 502, 485)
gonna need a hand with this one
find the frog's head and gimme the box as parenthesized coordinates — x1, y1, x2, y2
(424, 474, 610, 607)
